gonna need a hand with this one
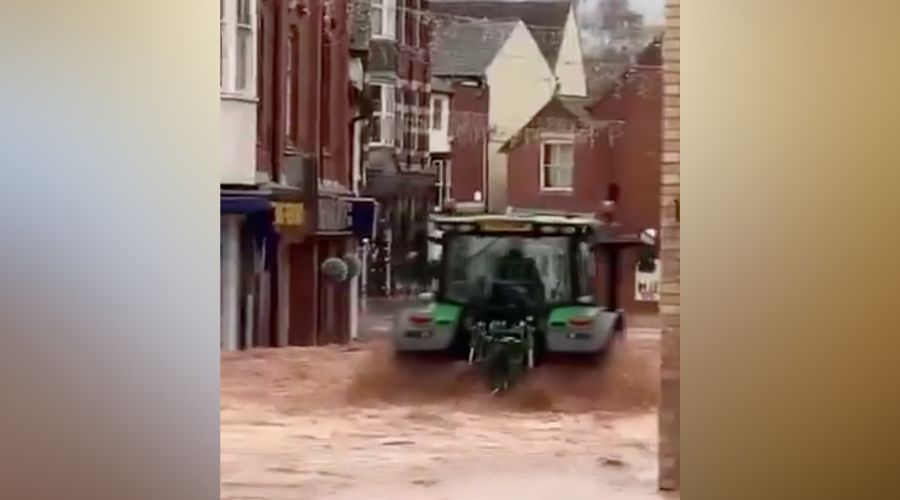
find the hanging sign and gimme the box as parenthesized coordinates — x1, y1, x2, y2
(635, 259, 661, 302)
(318, 197, 352, 232)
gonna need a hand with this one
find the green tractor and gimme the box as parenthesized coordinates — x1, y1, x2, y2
(392, 211, 655, 393)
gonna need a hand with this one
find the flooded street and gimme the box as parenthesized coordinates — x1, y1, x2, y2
(221, 311, 672, 500)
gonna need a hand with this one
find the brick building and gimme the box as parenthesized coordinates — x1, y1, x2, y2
(497, 38, 663, 315)
(220, 0, 375, 349)
(444, 78, 490, 205)
(220, 0, 265, 351)
(361, 0, 435, 296)
(430, 0, 587, 212)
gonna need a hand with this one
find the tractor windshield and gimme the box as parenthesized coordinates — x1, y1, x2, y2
(442, 234, 573, 305)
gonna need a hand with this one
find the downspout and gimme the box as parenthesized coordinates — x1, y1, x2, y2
(316, 4, 325, 185)
(477, 77, 489, 212)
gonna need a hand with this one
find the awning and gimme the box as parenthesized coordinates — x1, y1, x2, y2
(221, 195, 272, 215)
(220, 193, 279, 270)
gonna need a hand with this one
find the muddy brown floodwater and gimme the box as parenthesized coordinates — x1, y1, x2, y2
(221, 333, 676, 500)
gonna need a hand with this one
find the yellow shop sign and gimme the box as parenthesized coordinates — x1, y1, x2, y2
(273, 202, 305, 227)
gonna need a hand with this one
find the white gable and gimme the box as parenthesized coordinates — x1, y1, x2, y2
(554, 7, 588, 97)
(486, 21, 556, 144)
(483, 21, 556, 212)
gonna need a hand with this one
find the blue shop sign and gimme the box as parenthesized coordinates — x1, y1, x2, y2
(348, 198, 377, 239)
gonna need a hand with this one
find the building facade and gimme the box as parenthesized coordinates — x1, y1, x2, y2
(493, 39, 662, 315)
(220, 0, 266, 351)
(428, 76, 491, 210)
(429, 78, 453, 207)
(362, 0, 435, 297)
(430, 1, 587, 212)
(445, 78, 490, 206)
(218, 0, 375, 350)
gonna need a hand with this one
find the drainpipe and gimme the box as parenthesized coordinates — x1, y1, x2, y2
(475, 78, 489, 213)
(482, 128, 489, 212)
(314, 2, 326, 342)
(316, 4, 325, 183)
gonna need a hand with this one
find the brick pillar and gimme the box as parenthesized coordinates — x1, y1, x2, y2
(659, 0, 681, 491)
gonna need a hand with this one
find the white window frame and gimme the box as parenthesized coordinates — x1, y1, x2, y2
(540, 137, 575, 192)
(371, 0, 397, 40)
(397, 4, 407, 45)
(396, 90, 406, 150)
(370, 84, 396, 146)
(431, 94, 447, 131)
(220, 0, 257, 99)
(411, 2, 421, 47)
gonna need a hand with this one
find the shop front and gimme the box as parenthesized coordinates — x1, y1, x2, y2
(220, 190, 279, 351)
(313, 195, 377, 344)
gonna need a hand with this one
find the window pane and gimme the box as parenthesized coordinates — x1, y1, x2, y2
(386, 2, 396, 37)
(238, 0, 251, 25)
(542, 143, 553, 166)
(557, 166, 573, 187)
(550, 166, 562, 186)
(432, 99, 443, 130)
(397, 6, 405, 43)
(235, 28, 252, 90)
(371, 114, 381, 142)
(285, 33, 295, 140)
(558, 143, 575, 166)
(371, 84, 382, 112)
(371, 6, 383, 35)
(383, 115, 394, 143)
(397, 107, 405, 148)
(220, 24, 225, 88)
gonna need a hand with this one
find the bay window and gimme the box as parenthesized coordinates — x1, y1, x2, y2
(220, 0, 257, 97)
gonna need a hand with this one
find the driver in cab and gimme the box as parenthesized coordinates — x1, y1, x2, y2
(494, 238, 544, 303)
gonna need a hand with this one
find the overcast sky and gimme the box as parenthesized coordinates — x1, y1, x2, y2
(575, 0, 665, 26)
(629, 0, 665, 25)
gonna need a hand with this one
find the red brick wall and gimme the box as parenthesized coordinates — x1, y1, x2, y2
(448, 82, 489, 202)
(395, 0, 431, 171)
(257, 0, 352, 187)
(288, 240, 318, 346)
(590, 57, 663, 237)
(505, 127, 612, 213)
(322, 0, 350, 187)
(593, 51, 662, 314)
